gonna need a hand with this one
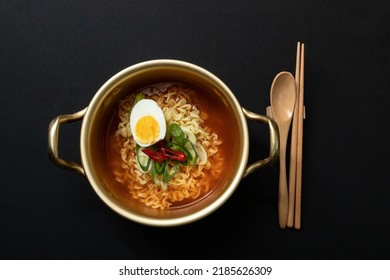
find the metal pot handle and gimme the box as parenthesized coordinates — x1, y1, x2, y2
(242, 107, 280, 178)
(47, 108, 87, 175)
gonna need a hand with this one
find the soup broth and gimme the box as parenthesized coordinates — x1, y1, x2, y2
(105, 83, 233, 209)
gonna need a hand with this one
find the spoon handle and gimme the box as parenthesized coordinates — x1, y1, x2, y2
(278, 127, 289, 229)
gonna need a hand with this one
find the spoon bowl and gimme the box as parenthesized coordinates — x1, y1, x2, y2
(271, 72, 297, 121)
(270, 71, 296, 229)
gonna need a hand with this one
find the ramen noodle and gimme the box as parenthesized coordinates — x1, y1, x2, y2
(112, 84, 224, 209)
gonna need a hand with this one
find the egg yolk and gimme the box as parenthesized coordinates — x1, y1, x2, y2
(135, 115, 160, 144)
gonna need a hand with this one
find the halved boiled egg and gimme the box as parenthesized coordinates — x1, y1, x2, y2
(130, 99, 166, 147)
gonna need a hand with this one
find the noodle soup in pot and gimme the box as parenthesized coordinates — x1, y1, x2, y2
(48, 60, 279, 226)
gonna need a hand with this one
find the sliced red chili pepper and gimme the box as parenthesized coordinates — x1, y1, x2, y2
(159, 145, 187, 162)
(141, 149, 167, 162)
(143, 140, 187, 162)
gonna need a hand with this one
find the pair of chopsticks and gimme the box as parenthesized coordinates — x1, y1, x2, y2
(287, 42, 305, 229)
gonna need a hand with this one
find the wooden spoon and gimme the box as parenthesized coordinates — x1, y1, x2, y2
(270, 72, 297, 229)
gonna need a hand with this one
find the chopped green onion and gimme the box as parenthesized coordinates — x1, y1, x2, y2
(181, 127, 196, 144)
(195, 143, 207, 165)
(151, 161, 157, 182)
(183, 139, 198, 165)
(169, 123, 186, 145)
(163, 163, 180, 183)
(151, 167, 167, 190)
(154, 160, 166, 175)
(134, 92, 145, 105)
(136, 145, 151, 172)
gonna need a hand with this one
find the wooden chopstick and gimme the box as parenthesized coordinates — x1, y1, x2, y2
(287, 42, 301, 228)
(294, 43, 305, 229)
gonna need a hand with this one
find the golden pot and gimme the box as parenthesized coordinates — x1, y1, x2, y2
(48, 59, 279, 226)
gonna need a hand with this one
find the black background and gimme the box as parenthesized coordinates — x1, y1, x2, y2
(1, 0, 389, 259)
